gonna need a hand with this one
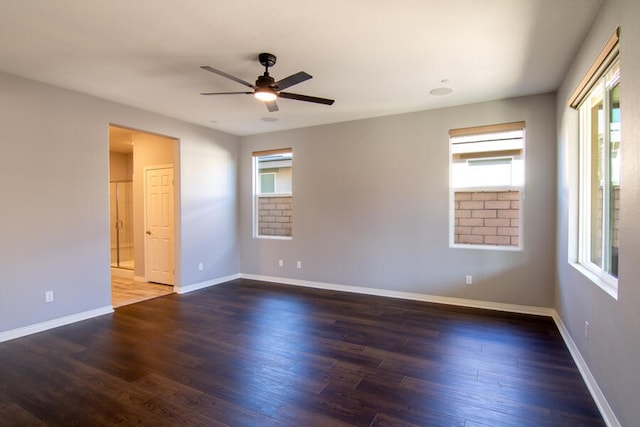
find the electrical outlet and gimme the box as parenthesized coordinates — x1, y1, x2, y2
(297, 261, 302, 269)
(465, 275, 473, 285)
(278, 259, 284, 267)
(198, 262, 203, 271)
(585, 321, 590, 339)
(45, 291, 54, 303)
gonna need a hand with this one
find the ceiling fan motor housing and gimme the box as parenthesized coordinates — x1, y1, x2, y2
(256, 74, 275, 89)
(258, 53, 277, 68)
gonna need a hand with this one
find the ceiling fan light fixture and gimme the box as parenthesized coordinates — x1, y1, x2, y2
(254, 88, 277, 102)
(201, 53, 334, 110)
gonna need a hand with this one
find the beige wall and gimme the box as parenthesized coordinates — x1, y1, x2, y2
(131, 133, 175, 278)
(109, 151, 133, 182)
(275, 167, 292, 193)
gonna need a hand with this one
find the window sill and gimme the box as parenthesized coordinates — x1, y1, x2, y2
(257, 193, 292, 198)
(450, 243, 522, 252)
(570, 262, 618, 300)
(254, 235, 292, 241)
(451, 185, 522, 192)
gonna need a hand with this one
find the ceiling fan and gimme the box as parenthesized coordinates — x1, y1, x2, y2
(200, 53, 335, 112)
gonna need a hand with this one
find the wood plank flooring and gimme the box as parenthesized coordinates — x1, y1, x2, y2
(111, 276, 173, 308)
(0, 278, 604, 426)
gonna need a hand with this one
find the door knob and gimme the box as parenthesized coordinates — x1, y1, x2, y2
(146, 231, 151, 235)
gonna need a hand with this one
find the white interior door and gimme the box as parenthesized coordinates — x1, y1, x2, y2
(145, 166, 174, 285)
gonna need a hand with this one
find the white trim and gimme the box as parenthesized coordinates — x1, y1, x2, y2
(450, 243, 523, 252)
(570, 262, 618, 300)
(254, 235, 293, 241)
(0, 306, 114, 343)
(134, 275, 146, 283)
(451, 185, 521, 192)
(175, 273, 241, 294)
(551, 312, 621, 427)
(449, 125, 526, 252)
(256, 192, 292, 198)
(576, 60, 620, 299)
(240, 274, 552, 316)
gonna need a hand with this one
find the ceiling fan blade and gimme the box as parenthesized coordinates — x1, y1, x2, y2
(279, 92, 335, 105)
(200, 91, 253, 95)
(266, 100, 279, 112)
(201, 66, 255, 89)
(274, 71, 312, 91)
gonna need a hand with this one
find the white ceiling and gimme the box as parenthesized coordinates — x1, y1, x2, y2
(0, 0, 602, 136)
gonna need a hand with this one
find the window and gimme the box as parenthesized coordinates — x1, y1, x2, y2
(253, 148, 292, 238)
(578, 60, 620, 288)
(569, 28, 620, 297)
(449, 122, 525, 249)
(259, 172, 276, 194)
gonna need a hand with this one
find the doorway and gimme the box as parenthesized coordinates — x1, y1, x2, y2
(108, 125, 178, 307)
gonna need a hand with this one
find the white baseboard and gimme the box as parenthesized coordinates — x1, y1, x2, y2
(134, 275, 146, 283)
(175, 273, 241, 294)
(0, 306, 114, 343)
(551, 312, 621, 427)
(240, 274, 554, 316)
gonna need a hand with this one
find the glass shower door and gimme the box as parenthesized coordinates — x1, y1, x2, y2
(110, 181, 134, 270)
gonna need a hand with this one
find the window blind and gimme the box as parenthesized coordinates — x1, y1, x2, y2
(568, 27, 619, 109)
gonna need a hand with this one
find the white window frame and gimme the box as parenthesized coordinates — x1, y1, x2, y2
(576, 58, 620, 298)
(252, 149, 293, 240)
(449, 123, 525, 251)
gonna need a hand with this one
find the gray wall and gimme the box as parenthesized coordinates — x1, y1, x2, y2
(239, 93, 557, 308)
(0, 72, 239, 333)
(556, 0, 640, 424)
(3, 3, 636, 419)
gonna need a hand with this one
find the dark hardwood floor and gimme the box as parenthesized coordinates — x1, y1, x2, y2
(0, 278, 604, 426)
